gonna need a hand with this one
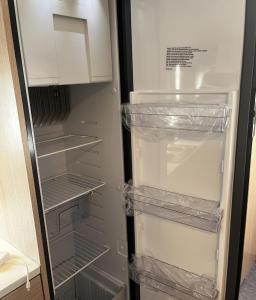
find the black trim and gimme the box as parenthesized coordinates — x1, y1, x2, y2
(117, 1, 140, 299)
(7, 1, 55, 299)
(226, 0, 256, 298)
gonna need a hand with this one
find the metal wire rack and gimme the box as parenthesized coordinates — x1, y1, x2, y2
(51, 232, 110, 289)
(36, 134, 102, 158)
(42, 173, 105, 213)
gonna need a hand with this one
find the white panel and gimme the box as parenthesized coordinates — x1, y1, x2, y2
(134, 132, 223, 201)
(55, 31, 90, 84)
(88, 0, 113, 81)
(53, 15, 90, 85)
(16, 0, 58, 86)
(131, 0, 245, 91)
(136, 215, 218, 277)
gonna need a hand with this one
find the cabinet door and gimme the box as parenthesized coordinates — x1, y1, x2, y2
(17, 0, 58, 86)
(88, 0, 112, 82)
(53, 14, 90, 85)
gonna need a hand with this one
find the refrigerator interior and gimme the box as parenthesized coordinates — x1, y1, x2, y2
(17, 0, 129, 298)
(14, 0, 247, 299)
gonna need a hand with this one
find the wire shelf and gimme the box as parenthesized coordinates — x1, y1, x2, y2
(51, 232, 110, 289)
(36, 134, 102, 158)
(124, 184, 222, 232)
(122, 103, 230, 133)
(130, 255, 218, 300)
(42, 173, 105, 213)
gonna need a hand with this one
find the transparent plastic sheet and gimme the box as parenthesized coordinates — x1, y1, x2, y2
(129, 255, 218, 300)
(124, 184, 222, 232)
(122, 103, 230, 133)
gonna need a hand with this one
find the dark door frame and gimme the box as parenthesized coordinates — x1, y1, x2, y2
(225, 0, 256, 298)
(117, 0, 140, 299)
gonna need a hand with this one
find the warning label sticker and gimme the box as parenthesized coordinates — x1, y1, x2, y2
(166, 47, 208, 70)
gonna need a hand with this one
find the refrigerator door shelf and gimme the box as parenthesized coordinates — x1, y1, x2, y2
(124, 184, 222, 233)
(122, 103, 230, 133)
(129, 255, 218, 300)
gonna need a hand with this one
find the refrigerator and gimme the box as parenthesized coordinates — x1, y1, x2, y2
(8, 0, 253, 299)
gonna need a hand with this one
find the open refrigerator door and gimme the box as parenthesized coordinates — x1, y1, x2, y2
(122, 0, 246, 299)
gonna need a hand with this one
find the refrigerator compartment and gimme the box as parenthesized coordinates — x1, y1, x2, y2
(42, 173, 105, 213)
(36, 134, 102, 158)
(50, 231, 110, 290)
(122, 103, 230, 133)
(130, 255, 218, 300)
(124, 184, 222, 232)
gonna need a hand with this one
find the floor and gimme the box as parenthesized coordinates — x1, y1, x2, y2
(239, 265, 256, 300)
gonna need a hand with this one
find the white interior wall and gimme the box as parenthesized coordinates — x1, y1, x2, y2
(131, 0, 245, 91)
(64, 80, 128, 286)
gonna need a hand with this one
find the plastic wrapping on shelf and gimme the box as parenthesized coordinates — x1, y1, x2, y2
(122, 103, 230, 133)
(130, 255, 218, 300)
(124, 184, 222, 232)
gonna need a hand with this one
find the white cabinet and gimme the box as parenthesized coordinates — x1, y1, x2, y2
(16, 0, 58, 86)
(17, 0, 112, 86)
